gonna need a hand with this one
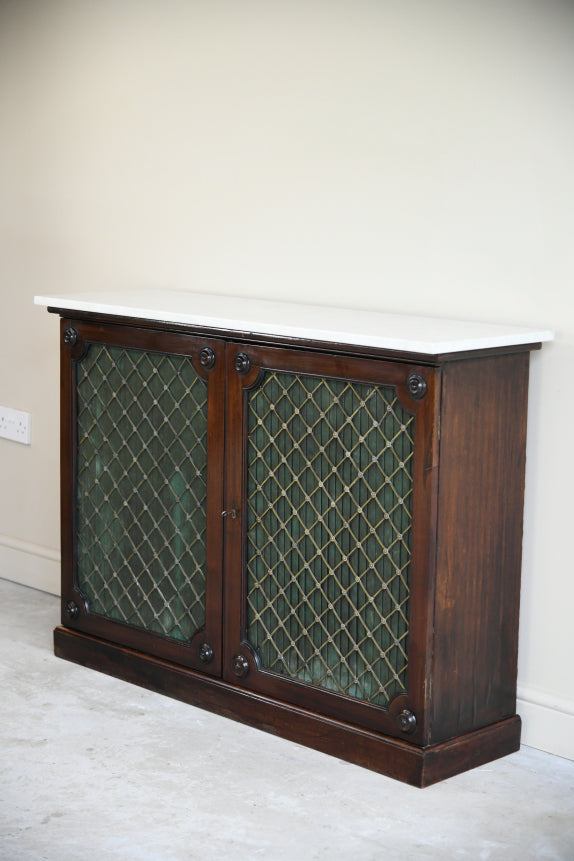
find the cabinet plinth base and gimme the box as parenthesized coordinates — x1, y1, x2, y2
(54, 626, 521, 787)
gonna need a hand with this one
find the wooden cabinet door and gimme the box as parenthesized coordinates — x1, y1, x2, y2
(223, 343, 439, 743)
(60, 319, 226, 675)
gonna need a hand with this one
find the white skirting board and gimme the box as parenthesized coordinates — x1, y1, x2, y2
(517, 687, 574, 762)
(1, 537, 572, 763)
(0, 535, 60, 596)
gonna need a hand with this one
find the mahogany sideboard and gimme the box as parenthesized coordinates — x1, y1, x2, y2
(35, 290, 553, 786)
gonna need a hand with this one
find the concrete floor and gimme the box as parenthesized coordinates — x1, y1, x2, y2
(1, 578, 573, 861)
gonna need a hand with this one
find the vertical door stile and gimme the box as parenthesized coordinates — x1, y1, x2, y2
(199, 337, 226, 676)
(222, 344, 258, 683)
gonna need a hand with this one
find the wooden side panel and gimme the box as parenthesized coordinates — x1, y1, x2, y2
(430, 352, 530, 744)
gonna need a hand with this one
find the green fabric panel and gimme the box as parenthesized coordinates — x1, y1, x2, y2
(246, 371, 414, 706)
(75, 344, 208, 642)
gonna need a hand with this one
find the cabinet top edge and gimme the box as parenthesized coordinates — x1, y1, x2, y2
(34, 290, 554, 355)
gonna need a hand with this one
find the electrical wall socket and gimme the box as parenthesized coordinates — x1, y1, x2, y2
(0, 405, 32, 445)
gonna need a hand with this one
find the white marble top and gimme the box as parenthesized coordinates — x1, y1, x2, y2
(34, 290, 554, 355)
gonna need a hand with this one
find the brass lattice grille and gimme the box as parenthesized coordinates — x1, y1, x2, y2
(246, 371, 414, 706)
(76, 344, 208, 642)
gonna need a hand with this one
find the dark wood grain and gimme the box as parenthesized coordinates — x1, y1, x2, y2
(430, 353, 530, 743)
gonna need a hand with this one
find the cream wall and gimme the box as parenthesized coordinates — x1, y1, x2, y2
(1, 0, 572, 760)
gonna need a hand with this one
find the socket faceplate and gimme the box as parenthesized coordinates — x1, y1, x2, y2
(0, 405, 32, 444)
